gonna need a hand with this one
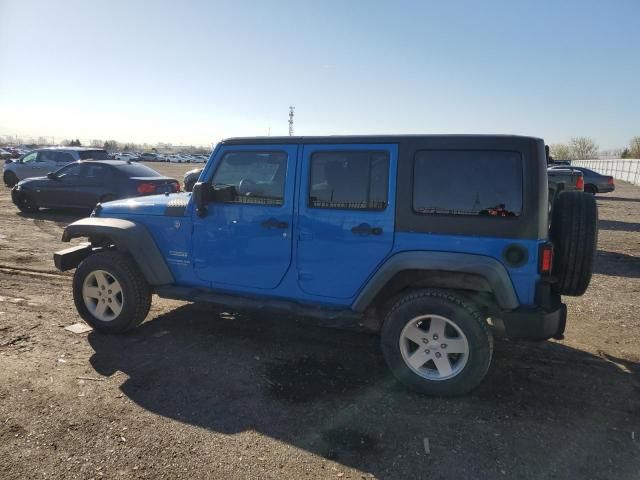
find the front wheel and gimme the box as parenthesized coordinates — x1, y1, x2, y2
(13, 190, 39, 213)
(381, 290, 493, 396)
(73, 251, 152, 333)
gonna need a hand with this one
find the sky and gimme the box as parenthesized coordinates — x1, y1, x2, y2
(0, 0, 638, 148)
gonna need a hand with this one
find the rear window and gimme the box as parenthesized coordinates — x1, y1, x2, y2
(78, 150, 110, 160)
(116, 163, 162, 178)
(413, 150, 523, 217)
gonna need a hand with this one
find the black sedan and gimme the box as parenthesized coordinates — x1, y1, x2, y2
(11, 160, 180, 212)
(549, 165, 615, 194)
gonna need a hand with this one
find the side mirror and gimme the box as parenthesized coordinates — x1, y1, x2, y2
(192, 182, 210, 217)
(47, 172, 59, 181)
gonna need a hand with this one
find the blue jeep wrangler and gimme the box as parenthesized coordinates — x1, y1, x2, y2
(54, 135, 598, 395)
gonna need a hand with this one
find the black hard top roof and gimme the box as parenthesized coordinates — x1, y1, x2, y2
(221, 134, 543, 145)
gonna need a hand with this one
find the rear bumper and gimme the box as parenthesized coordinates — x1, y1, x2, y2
(499, 303, 567, 341)
(598, 184, 615, 193)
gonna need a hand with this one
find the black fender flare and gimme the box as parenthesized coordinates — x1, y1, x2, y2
(351, 251, 520, 312)
(59, 217, 174, 285)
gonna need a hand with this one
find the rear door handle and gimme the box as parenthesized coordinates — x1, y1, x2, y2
(351, 223, 382, 235)
(261, 218, 288, 229)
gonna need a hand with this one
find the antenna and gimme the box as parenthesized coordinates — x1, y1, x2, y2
(288, 106, 295, 136)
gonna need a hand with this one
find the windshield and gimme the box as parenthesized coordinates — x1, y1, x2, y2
(117, 163, 162, 178)
(78, 150, 110, 160)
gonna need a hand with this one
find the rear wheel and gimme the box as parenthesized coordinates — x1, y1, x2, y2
(584, 184, 597, 195)
(73, 251, 151, 333)
(4, 171, 18, 187)
(381, 290, 493, 396)
(550, 191, 598, 296)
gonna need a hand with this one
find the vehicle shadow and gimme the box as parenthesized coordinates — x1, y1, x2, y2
(598, 196, 640, 203)
(599, 219, 640, 233)
(16, 209, 88, 227)
(87, 303, 640, 479)
(593, 250, 640, 278)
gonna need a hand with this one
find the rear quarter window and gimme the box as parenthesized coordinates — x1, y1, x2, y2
(116, 164, 162, 178)
(413, 150, 523, 217)
(78, 150, 110, 160)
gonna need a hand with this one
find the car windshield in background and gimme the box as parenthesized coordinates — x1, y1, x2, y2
(116, 163, 162, 178)
(78, 150, 110, 160)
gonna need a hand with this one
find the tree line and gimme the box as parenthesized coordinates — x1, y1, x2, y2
(550, 136, 640, 160)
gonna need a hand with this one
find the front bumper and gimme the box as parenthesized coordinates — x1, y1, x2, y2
(499, 303, 567, 341)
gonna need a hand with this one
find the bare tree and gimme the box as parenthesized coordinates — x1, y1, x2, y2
(569, 137, 598, 160)
(550, 144, 572, 160)
(629, 136, 640, 158)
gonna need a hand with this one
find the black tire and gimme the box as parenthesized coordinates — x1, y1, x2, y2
(584, 184, 597, 195)
(381, 289, 493, 396)
(4, 171, 18, 187)
(550, 191, 598, 296)
(73, 251, 152, 333)
(12, 190, 39, 213)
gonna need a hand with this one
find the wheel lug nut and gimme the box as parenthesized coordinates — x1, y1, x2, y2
(422, 338, 429, 344)
(441, 344, 447, 349)
(433, 334, 439, 340)
(435, 352, 442, 358)
(425, 349, 430, 354)
(108, 290, 112, 294)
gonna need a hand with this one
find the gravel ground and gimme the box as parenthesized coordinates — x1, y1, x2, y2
(0, 163, 638, 479)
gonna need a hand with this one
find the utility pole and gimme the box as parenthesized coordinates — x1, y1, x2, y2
(288, 106, 295, 136)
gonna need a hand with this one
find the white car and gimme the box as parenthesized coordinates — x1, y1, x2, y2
(3, 147, 111, 187)
(114, 153, 139, 161)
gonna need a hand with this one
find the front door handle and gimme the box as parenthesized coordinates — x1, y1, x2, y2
(351, 223, 382, 235)
(261, 218, 288, 229)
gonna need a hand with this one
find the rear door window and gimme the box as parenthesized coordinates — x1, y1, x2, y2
(309, 151, 389, 210)
(413, 150, 523, 217)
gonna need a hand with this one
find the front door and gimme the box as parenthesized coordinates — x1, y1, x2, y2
(297, 144, 397, 299)
(192, 145, 298, 290)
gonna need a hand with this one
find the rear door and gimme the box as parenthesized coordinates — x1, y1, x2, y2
(297, 144, 397, 299)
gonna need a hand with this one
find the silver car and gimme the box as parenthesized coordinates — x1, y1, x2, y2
(3, 147, 110, 187)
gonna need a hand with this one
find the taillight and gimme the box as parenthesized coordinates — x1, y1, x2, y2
(607, 177, 614, 185)
(171, 182, 180, 192)
(576, 175, 584, 190)
(137, 183, 156, 194)
(539, 243, 554, 275)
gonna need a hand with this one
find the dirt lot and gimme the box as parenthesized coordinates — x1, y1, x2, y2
(1, 163, 639, 479)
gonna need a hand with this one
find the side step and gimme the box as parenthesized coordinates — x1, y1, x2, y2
(154, 285, 364, 329)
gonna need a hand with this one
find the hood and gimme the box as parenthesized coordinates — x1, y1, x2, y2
(97, 192, 191, 217)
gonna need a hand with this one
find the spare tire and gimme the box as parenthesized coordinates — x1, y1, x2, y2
(550, 191, 598, 296)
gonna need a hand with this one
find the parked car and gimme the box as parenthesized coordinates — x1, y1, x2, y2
(138, 152, 161, 162)
(547, 167, 584, 212)
(169, 154, 192, 163)
(183, 167, 203, 192)
(549, 165, 614, 195)
(3, 147, 111, 187)
(11, 160, 180, 212)
(54, 135, 598, 396)
(0, 148, 12, 161)
(114, 152, 139, 161)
